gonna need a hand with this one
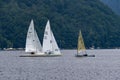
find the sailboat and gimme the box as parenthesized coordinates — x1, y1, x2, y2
(20, 19, 44, 57)
(20, 20, 61, 57)
(42, 20, 62, 56)
(75, 30, 95, 57)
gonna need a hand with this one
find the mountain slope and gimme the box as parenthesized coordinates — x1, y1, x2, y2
(100, 0, 120, 15)
(0, 0, 120, 49)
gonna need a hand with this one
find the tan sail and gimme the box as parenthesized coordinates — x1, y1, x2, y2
(77, 30, 86, 54)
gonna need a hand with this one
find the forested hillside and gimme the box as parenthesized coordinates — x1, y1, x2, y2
(0, 0, 120, 49)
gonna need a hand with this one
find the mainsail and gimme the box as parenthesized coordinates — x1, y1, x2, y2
(77, 30, 86, 55)
(42, 20, 53, 53)
(25, 19, 42, 53)
(43, 20, 61, 54)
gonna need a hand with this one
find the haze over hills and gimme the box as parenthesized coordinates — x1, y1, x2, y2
(0, 0, 120, 49)
(100, 0, 120, 15)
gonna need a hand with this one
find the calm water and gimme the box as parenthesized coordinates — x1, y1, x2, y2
(0, 49, 120, 80)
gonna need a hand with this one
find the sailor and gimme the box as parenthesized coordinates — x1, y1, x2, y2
(83, 54, 88, 56)
(31, 52, 35, 54)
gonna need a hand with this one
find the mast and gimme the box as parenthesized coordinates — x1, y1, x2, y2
(77, 31, 80, 55)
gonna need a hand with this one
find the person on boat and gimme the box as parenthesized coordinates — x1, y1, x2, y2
(31, 52, 35, 54)
(83, 54, 88, 56)
(48, 52, 52, 54)
(48, 51, 53, 54)
(45, 50, 52, 54)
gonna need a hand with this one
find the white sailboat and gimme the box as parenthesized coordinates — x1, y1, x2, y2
(42, 20, 61, 56)
(20, 19, 61, 57)
(76, 30, 95, 57)
(20, 19, 44, 57)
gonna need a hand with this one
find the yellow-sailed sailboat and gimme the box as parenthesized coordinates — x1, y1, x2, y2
(76, 30, 95, 57)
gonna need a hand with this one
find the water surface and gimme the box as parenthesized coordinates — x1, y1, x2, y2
(0, 49, 120, 80)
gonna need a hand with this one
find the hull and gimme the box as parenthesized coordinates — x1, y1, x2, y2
(75, 54, 95, 57)
(20, 53, 62, 57)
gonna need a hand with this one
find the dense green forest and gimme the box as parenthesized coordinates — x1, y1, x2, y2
(0, 0, 120, 49)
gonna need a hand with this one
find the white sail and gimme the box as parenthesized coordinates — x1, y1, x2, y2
(43, 20, 53, 53)
(51, 31, 61, 54)
(25, 20, 42, 53)
(25, 20, 36, 52)
(34, 30, 42, 53)
(43, 20, 61, 54)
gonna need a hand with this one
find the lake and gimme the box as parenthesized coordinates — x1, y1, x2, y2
(0, 49, 120, 80)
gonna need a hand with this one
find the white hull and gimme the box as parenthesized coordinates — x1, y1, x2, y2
(20, 53, 62, 57)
